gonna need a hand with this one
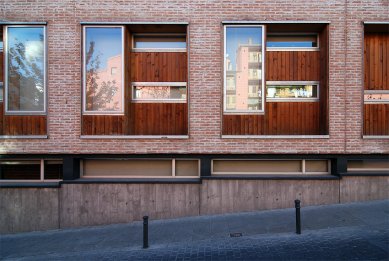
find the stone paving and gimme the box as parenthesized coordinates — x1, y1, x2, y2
(1, 200, 388, 260)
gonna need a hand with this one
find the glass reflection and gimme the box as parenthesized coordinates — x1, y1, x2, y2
(7, 27, 45, 112)
(266, 85, 318, 100)
(133, 86, 186, 100)
(85, 27, 123, 112)
(225, 27, 263, 112)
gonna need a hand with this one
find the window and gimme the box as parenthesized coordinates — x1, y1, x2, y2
(133, 34, 186, 51)
(132, 82, 187, 102)
(5, 26, 46, 114)
(0, 159, 63, 181)
(267, 34, 318, 50)
(0, 82, 3, 102)
(224, 25, 265, 113)
(83, 26, 124, 114)
(81, 159, 199, 178)
(212, 159, 329, 175)
(364, 91, 389, 104)
(266, 81, 319, 101)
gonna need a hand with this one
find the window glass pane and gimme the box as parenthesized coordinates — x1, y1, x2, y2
(266, 84, 318, 100)
(84, 27, 123, 112)
(133, 85, 186, 101)
(0, 160, 41, 180)
(364, 92, 389, 103)
(44, 160, 63, 180)
(134, 35, 186, 49)
(267, 35, 317, 48)
(7, 27, 45, 112)
(225, 26, 263, 112)
(0, 82, 3, 101)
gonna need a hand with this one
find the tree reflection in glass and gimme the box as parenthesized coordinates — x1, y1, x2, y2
(7, 27, 45, 112)
(84, 27, 123, 112)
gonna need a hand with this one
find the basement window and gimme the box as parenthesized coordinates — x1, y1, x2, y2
(0, 160, 63, 181)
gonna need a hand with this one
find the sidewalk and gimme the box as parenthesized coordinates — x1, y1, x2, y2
(1, 200, 388, 260)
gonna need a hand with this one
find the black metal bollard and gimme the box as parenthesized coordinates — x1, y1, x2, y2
(143, 216, 149, 248)
(295, 200, 301, 234)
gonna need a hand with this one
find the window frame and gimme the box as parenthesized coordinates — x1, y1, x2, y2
(0, 159, 63, 182)
(266, 81, 320, 102)
(223, 24, 266, 114)
(131, 82, 187, 103)
(4, 25, 47, 115)
(266, 33, 320, 51)
(131, 33, 187, 52)
(82, 25, 125, 115)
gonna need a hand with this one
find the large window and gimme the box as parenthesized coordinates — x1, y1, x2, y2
(83, 26, 124, 114)
(224, 25, 265, 113)
(5, 26, 46, 114)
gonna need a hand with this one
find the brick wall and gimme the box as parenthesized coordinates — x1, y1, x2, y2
(0, 0, 388, 155)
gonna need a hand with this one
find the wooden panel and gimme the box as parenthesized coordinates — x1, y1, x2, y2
(129, 103, 187, 135)
(60, 184, 199, 228)
(131, 52, 187, 82)
(340, 176, 389, 203)
(266, 51, 320, 81)
(0, 52, 3, 82)
(2, 115, 46, 135)
(364, 33, 389, 90)
(0, 188, 59, 234)
(82, 115, 126, 135)
(200, 179, 339, 215)
(363, 104, 389, 135)
(223, 102, 320, 135)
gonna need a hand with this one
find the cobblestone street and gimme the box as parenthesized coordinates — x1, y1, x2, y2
(1, 200, 388, 260)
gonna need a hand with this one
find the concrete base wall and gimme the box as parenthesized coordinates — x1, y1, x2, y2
(1, 177, 388, 234)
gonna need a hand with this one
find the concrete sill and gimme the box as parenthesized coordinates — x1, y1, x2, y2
(0, 135, 48, 139)
(221, 135, 330, 139)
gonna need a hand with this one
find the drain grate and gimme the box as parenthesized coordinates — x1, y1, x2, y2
(229, 232, 243, 237)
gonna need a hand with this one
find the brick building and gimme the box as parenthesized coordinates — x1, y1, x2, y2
(0, 0, 388, 234)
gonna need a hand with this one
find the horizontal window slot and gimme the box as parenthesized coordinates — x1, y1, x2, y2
(267, 34, 319, 50)
(364, 91, 389, 104)
(175, 160, 200, 177)
(266, 81, 319, 102)
(132, 82, 187, 102)
(133, 33, 187, 50)
(212, 159, 330, 175)
(347, 160, 389, 172)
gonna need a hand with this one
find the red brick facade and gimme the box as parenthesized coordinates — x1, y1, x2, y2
(1, 0, 388, 155)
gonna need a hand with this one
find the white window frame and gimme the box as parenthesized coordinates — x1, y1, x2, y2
(266, 33, 320, 52)
(132, 33, 187, 52)
(131, 82, 187, 103)
(4, 25, 47, 115)
(266, 81, 320, 102)
(82, 25, 125, 115)
(223, 24, 266, 114)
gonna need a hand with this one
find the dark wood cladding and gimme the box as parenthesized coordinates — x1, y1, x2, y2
(131, 52, 187, 82)
(223, 102, 320, 135)
(266, 51, 320, 81)
(364, 33, 389, 90)
(129, 103, 187, 135)
(364, 104, 389, 136)
(82, 115, 126, 135)
(2, 115, 47, 136)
